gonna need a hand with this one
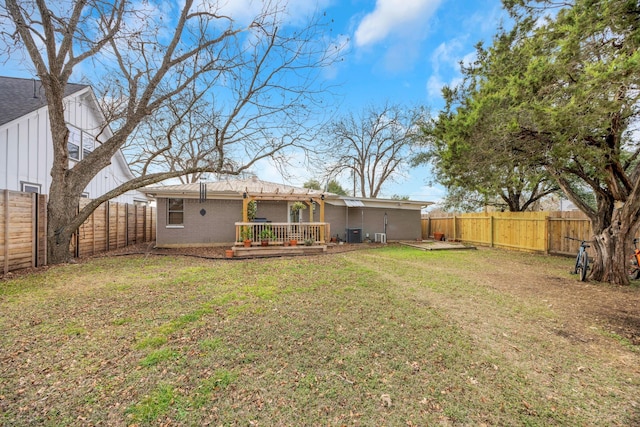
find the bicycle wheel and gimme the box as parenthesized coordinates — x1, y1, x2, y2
(572, 251, 581, 274)
(577, 250, 588, 281)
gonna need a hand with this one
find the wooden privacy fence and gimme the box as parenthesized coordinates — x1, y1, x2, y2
(1, 189, 156, 274)
(423, 211, 594, 257)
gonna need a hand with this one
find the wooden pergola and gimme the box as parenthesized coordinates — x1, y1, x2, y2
(241, 192, 326, 223)
(240, 191, 327, 243)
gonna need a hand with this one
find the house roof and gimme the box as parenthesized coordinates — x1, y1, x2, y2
(144, 177, 432, 210)
(0, 76, 88, 126)
(145, 176, 326, 199)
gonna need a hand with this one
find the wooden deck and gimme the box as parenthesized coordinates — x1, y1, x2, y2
(232, 244, 327, 258)
(400, 240, 476, 251)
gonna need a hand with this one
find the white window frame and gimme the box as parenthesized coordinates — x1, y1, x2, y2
(68, 126, 82, 161)
(82, 131, 94, 159)
(21, 182, 41, 193)
(68, 125, 95, 161)
(167, 198, 184, 227)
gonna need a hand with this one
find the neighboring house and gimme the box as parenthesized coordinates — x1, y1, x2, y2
(0, 75, 147, 204)
(144, 176, 432, 247)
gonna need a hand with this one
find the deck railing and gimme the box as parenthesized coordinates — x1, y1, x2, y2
(235, 222, 330, 245)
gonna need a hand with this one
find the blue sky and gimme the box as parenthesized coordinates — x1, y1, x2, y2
(0, 0, 508, 205)
(261, 0, 508, 204)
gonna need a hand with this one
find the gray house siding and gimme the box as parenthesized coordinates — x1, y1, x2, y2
(253, 200, 289, 222)
(325, 205, 421, 242)
(156, 198, 243, 247)
(155, 197, 422, 247)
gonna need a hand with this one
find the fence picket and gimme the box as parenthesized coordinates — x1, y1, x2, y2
(0, 189, 155, 274)
(423, 211, 592, 255)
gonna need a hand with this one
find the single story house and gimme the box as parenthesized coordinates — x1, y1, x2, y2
(144, 176, 431, 247)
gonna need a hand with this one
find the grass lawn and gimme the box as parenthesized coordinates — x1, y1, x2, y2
(1, 245, 638, 426)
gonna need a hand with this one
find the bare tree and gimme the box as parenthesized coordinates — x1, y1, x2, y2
(1, 0, 343, 264)
(319, 103, 422, 198)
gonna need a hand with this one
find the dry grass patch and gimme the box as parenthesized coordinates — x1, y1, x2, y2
(0, 247, 638, 426)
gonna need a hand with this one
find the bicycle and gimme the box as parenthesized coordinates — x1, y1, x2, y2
(565, 236, 590, 281)
(628, 238, 640, 280)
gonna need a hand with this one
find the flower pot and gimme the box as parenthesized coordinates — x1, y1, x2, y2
(433, 232, 445, 241)
(225, 249, 234, 258)
(289, 239, 297, 246)
(243, 239, 252, 248)
(261, 240, 269, 247)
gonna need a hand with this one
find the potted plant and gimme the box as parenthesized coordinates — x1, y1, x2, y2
(240, 226, 253, 247)
(290, 201, 307, 223)
(303, 238, 314, 246)
(259, 226, 276, 246)
(289, 238, 298, 246)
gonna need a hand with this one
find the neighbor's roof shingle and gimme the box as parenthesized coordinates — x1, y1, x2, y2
(0, 76, 88, 126)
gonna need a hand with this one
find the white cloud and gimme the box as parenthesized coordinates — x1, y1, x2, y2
(211, 0, 265, 25)
(426, 74, 444, 98)
(354, 0, 442, 48)
(430, 40, 462, 73)
(426, 39, 474, 100)
(213, 0, 333, 27)
(321, 33, 352, 80)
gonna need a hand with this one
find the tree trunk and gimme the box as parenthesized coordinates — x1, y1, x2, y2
(590, 231, 629, 285)
(47, 176, 82, 265)
(589, 207, 635, 285)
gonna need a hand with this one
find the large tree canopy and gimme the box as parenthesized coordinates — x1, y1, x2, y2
(318, 103, 422, 198)
(0, 0, 343, 263)
(415, 90, 558, 212)
(424, 0, 640, 284)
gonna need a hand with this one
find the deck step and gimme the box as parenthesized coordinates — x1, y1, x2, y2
(232, 245, 326, 258)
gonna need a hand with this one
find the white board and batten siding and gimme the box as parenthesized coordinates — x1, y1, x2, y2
(0, 84, 146, 204)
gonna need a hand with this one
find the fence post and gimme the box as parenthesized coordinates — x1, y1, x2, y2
(34, 194, 47, 267)
(142, 205, 147, 242)
(31, 192, 36, 267)
(105, 202, 110, 251)
(545, 215, 550, 254)
(75, 204, 80, 258)
(125, 203, 129, 246)
(134, 204, 138, 244)
(92, 206, 96, 255)
(115, 203, 119, 249)
(453, 215, 457, 241)
(490, 215, 494, 248)
(3, 189, 9, 274)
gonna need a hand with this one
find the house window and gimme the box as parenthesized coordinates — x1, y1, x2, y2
(68, 126, 82, 160)
(168, 198, 184, 225)
(82, 132, 94, 158)
(68, 126, 95, 161)
(81, 192, 90, 198)
(21, 182, 41, 193)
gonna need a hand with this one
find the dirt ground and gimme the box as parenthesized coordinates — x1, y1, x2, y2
(4, 240, 639, 353)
